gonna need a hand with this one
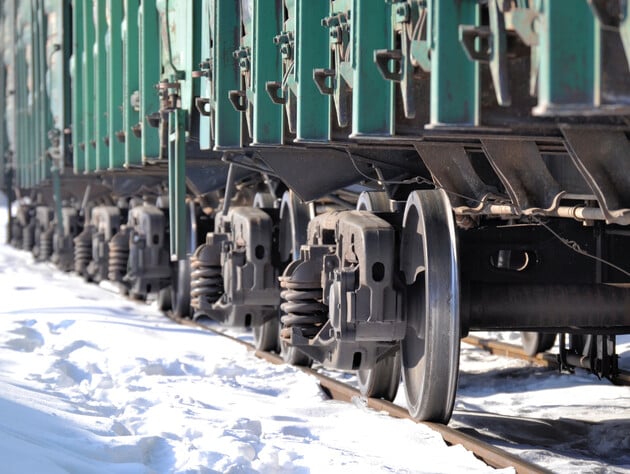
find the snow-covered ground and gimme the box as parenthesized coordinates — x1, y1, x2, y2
(0, 197, 502, 473)
(0, 195, 629, 473)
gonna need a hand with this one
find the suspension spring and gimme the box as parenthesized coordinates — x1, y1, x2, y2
(73, 228, 92, 275)
(108, 230, 130, 282)
(279, 277, 327, 339)
(38, 229, 54, 261)
(190, 252, 223, 310)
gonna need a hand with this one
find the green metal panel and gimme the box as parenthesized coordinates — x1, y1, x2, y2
(44, 0, 72, 174)
(33, 1, 42, 185)
(157, 0, 202, 150)
(82, 0, 96, 173)
(38, 0, 52, 184)
(23, 4, 35, 188)
(429, 0, 477, 126)
(123, 0, 141, 166)
(533, 0, 596, 116)
(106, 0, 125, 169)
(139, 0, 160, 161)
(351, 0, 394, 137)
(71, 0, 85, 173)
(212, 0, 241, 149)
(295, 0, 329, 142)
(168, 108, 186, 261)
(16, 48, 24, 187)
(251, 0, 283, 144)
(3, 0, 17, 188)
(94, 0, 108, 170)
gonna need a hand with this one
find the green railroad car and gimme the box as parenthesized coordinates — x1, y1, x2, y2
(2, 0, 630, 424)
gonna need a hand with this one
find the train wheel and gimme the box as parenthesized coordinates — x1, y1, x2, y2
(358, 351, 401, 401)
(278, 191, 312, 366)
(399, 190, 460, 423)
(521, 332, 556, 356)
(253, 316, 280, 352)
(170, 202, 198, 318)
(157, 287, 172, 311)
(355, 191, 401, 400)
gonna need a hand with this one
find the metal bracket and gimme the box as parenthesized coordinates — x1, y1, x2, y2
(482, 139, 565, 214)
(228, 90, 248, 112)
(459, 0, 511, 106)
(195, 97, 212, 117)
(265, 81, 286, 105)
(562, 127, 630, 224)
(313, 68, 335, 96)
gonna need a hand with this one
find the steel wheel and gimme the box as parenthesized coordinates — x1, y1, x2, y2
(357, 351, 401, 401)
(356, 191, 401, 400)
(521, 332, 556, 356)
(170, 201, 198, 318)
(253, 315, 280, 352)
(400, 190, 459, 423)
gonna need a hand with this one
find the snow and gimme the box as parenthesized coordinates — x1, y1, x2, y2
(0, 196, 502, 473)
(0, 193, 628, 473)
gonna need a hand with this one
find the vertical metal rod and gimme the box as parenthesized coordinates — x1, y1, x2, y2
(222, 163, 236, 216)
(168, 108, 187, 261)
(51, 162, 63, 237)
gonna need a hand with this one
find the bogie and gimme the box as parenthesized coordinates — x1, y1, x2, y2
(3, 0, 630, 427)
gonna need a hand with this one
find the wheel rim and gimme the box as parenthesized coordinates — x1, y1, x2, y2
(357, 351, 401, 401)
(400, 189, 460, 423)
(521, 331, 556, 356)
(171, 201, 197, 318)
(253, 315, 280, 352)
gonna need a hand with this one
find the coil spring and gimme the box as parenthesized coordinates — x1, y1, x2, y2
(108, 233, 129, 282)
(38, 229, 53, 261)
(279, 277, 327, 339)
(22, 222, 35, 251)
(74, 230, 92, 275)
(190, 252, 223, 310)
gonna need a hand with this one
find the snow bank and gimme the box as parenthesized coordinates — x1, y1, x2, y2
(0, 246, 501, 473)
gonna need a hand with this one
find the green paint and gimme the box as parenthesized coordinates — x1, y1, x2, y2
(430, 0, 477, 126)
(212, 0, 241, 149)
(94, 0, 108, 170)
(351, 0, 394, 137)
(295, 0, 330, 141)
(71, 0, 85, 173)
(107, 0, 125, 169)
(123, 0, 141, 166)
(139, 0, 161, 161)
(82, 0, 96, 172)
(533, 0, 596, 115)
(251, 0, 283, 145)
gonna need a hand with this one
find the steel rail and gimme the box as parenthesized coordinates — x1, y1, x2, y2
(167, 313, 549, 473)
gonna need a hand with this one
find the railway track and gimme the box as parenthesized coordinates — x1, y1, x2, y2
(462, 335, 630, 386)
(167, 313, 549, 473)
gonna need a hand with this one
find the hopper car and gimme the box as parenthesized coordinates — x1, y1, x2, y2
(2, 0, 630, 424)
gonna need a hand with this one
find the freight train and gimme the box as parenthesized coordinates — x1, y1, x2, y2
(2, 0, 629, 424)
